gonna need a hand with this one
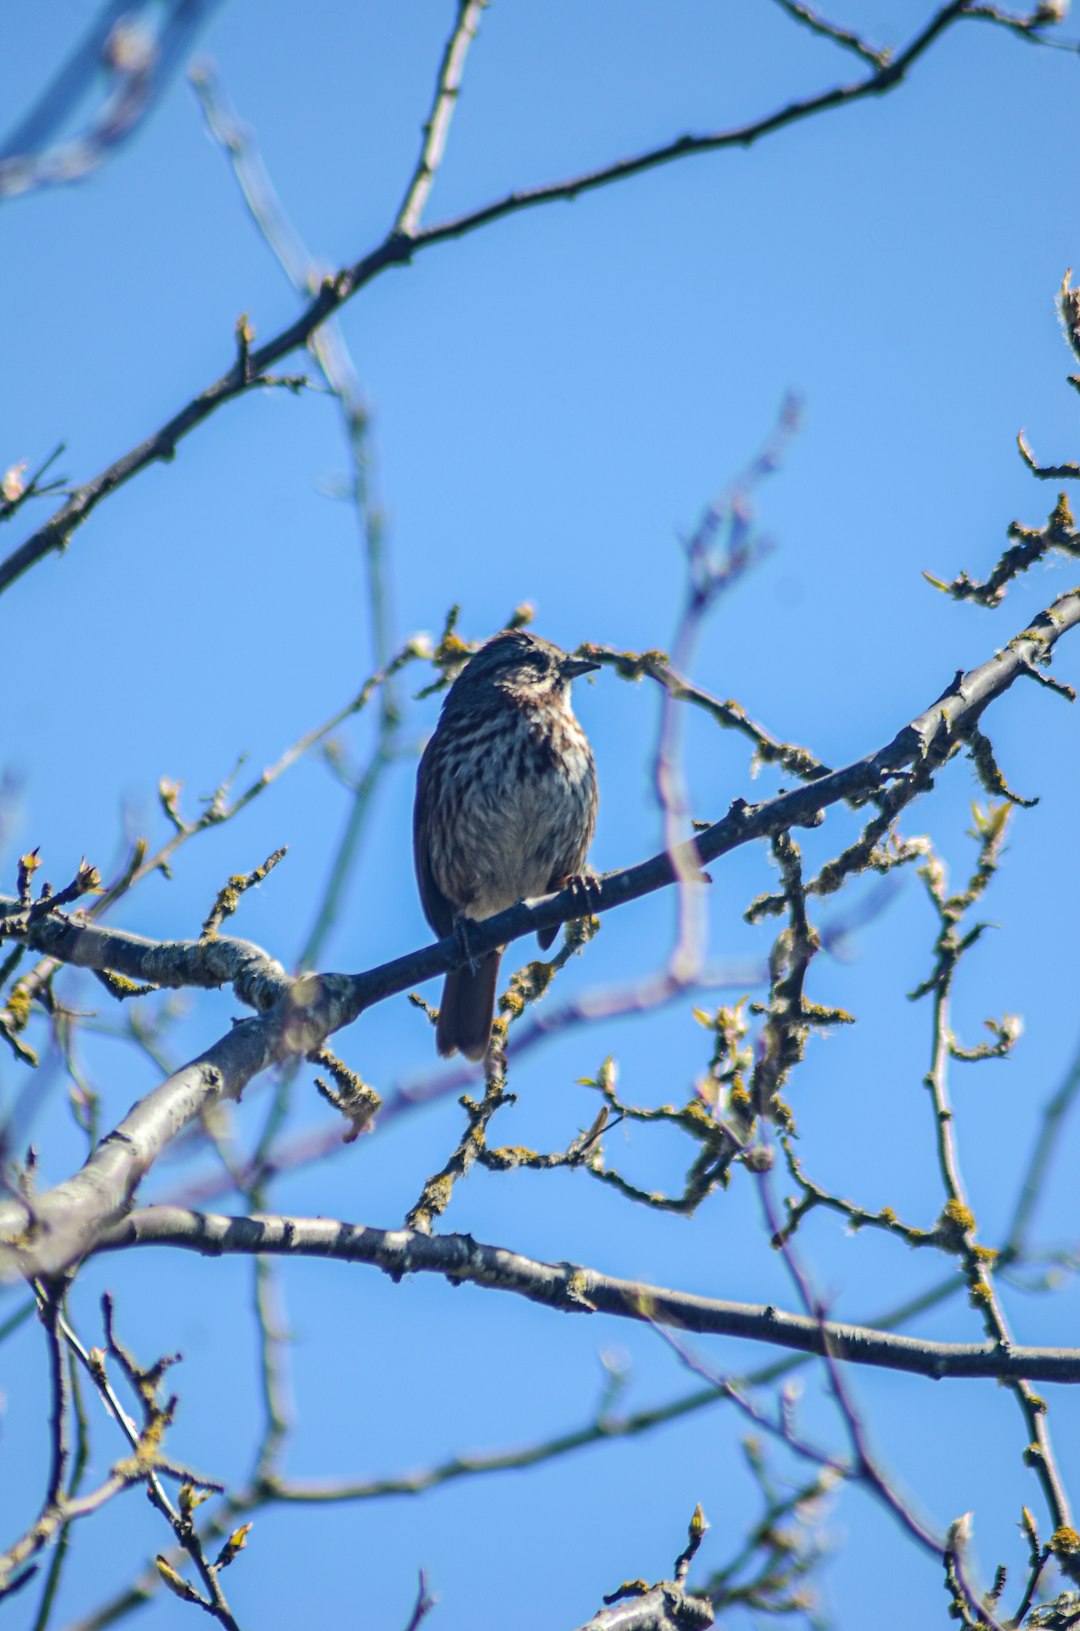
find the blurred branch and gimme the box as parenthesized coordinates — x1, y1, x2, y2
(963, 1, 1080, 49)
(1004, 1030, 1080, 1255)
(193, 59, 411, 1166)
(0, 0, 225, 200)
(191, 62, 401, 725)
(0, 1462, 143, 1603)
(402, 1571, 437, 1631)
(2, 0, 1054, 596)
(651, 401, 800, 985)
(0, 446, 68, 525)
(95, 642, 424, 918)
(40, 1287, 71, 1513)
(31, 1340, 91, 1631)
(703, 1444, 834, 1619)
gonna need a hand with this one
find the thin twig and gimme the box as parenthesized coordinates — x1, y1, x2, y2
(401, 1569, 437, 1631)
(769, 0, 891, 66)
(915, 825, 1074, 1541)
(0, 1, 224, 200)
(393, 1, 488, 238)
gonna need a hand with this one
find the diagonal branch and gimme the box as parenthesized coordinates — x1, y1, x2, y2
(768, 0, 891, 67)
(0, 0, 225, 201)
(393, 0, 487, 238)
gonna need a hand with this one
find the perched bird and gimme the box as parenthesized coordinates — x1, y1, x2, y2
(413, 629, 600, 1060)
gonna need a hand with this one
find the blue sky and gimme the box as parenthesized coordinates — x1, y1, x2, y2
(3, 3, 1080, 1627)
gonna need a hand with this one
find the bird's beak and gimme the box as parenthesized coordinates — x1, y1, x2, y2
(561, 653, 601, 679)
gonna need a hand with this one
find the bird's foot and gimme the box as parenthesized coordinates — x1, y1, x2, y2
(561, 871, 603, 912)
(453, 913, 480, 976)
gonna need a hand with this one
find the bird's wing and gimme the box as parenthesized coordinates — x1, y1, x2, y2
(413, 739, 456, 938)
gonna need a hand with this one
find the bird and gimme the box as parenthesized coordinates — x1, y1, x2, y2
(413, 629, 600, 1060)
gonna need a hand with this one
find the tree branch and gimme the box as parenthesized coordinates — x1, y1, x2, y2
(94, 1206, 1080, 1383)
(392, 0, 487, 238)
(0, 0, 223, 201)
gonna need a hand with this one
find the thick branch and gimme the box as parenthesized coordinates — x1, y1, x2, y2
(0, 977, 350, 1281)
(97, 1208, 1080, 1383)
(0, 914, 289, 1010)
(577, 1583, 713, 1631)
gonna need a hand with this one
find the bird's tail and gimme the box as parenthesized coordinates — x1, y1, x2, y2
(436, 950, 502, 1061)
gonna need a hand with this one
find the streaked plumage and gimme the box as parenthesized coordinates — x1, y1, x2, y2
(413, 630, 599, 1060)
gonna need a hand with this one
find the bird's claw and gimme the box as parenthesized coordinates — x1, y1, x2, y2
(453, 914, 480, 976)
(562, 872, 603, 912)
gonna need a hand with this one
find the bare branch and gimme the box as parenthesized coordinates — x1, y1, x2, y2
(393, 1, 488, 238)
(769, 0, 891, 67)
(913, 814, 1075, 1542)
(0, 1, 223, 201)
(95, 1207, 1080, 1384)
(402, 1570, 437, 1631)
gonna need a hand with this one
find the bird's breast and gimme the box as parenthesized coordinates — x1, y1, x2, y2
(431, 701, 596, 920)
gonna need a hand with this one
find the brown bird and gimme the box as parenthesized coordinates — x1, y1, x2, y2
(413, 629, 600, 1060)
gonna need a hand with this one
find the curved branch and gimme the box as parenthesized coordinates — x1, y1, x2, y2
(576, 1583, 712, 1631)
(96, 1207, 1080, 1384)
(0, 0, 224, 200)
(0, 915, 289, 1011)
(392, 0, 487, 238)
